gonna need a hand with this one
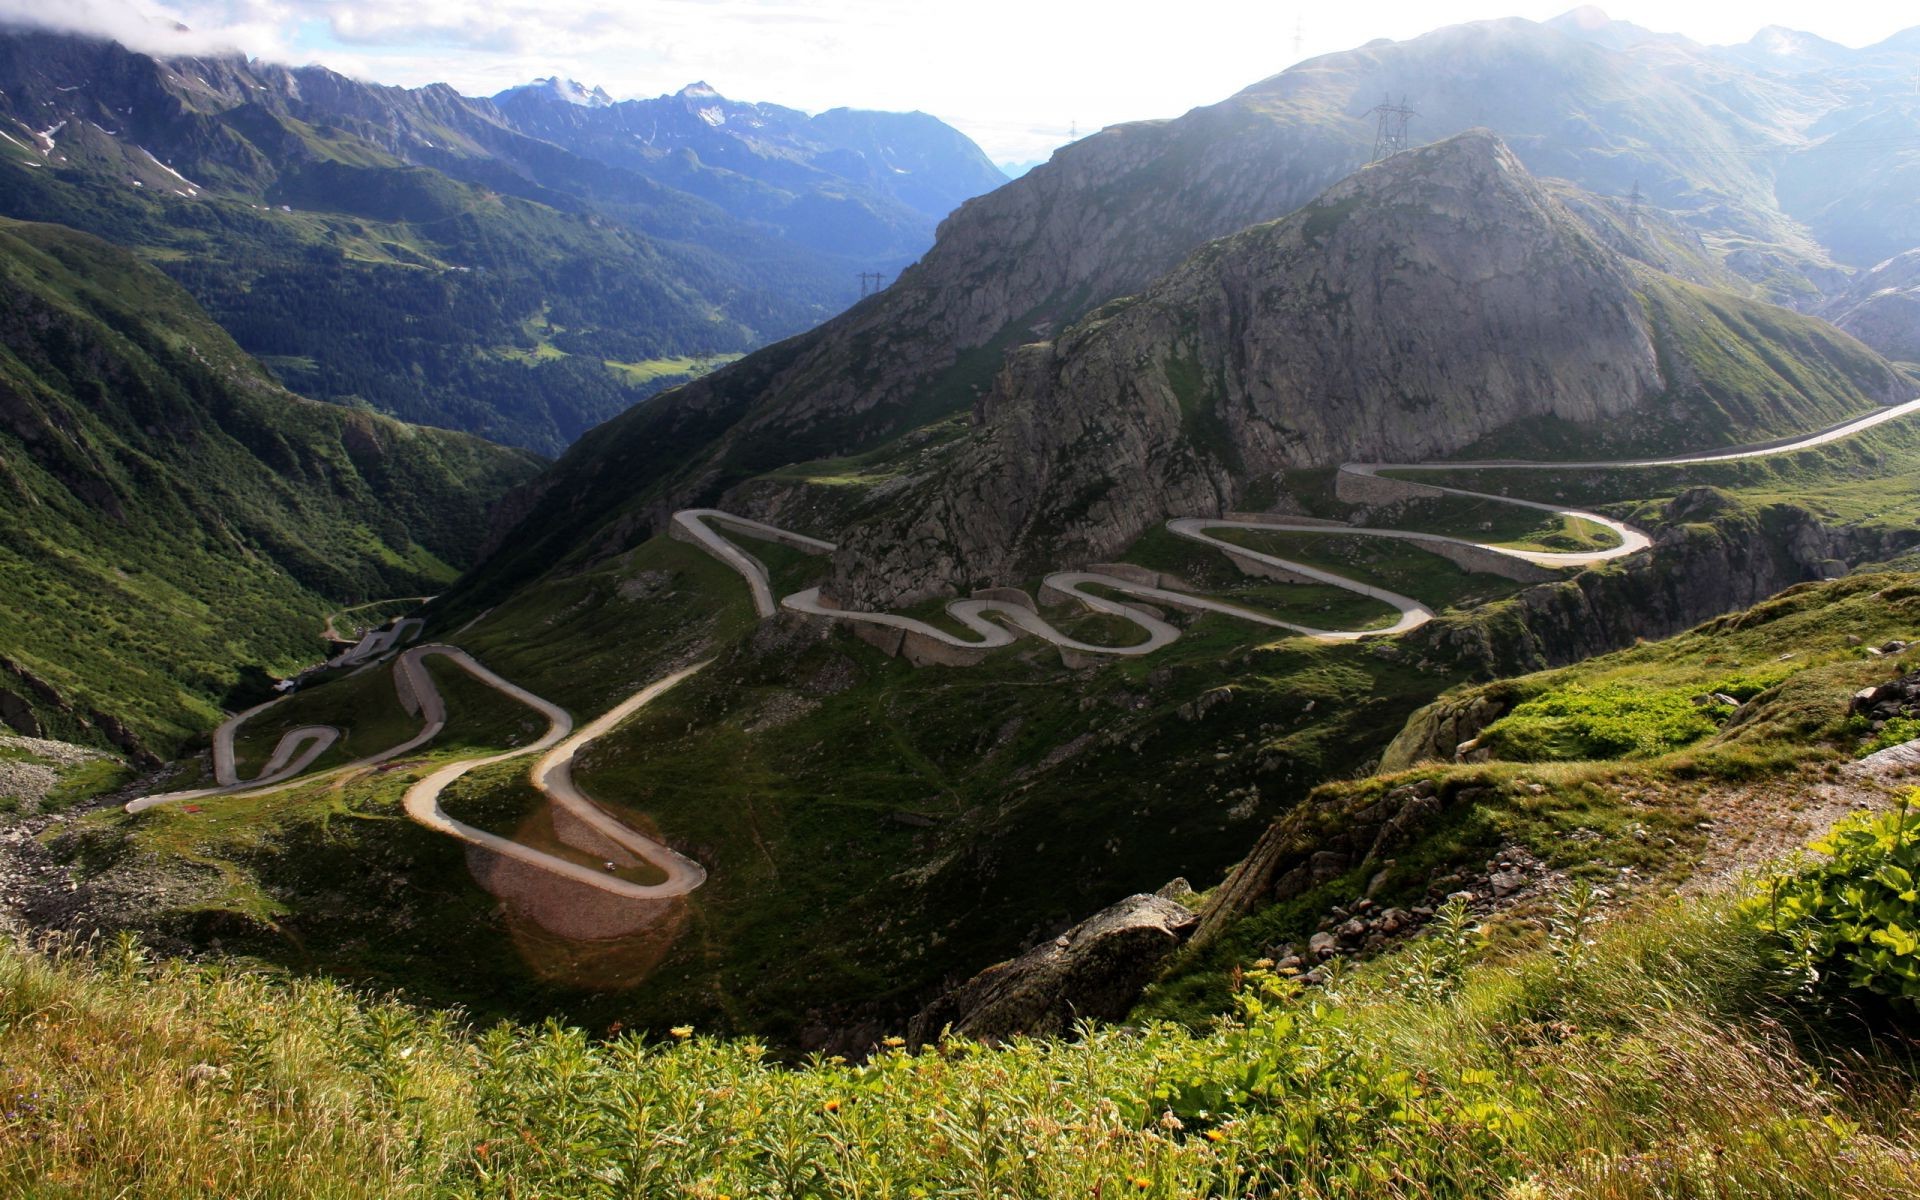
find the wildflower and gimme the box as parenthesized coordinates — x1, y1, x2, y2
(1132, 1177, 1152, 1191)
(669, 1025, 694, 1040)
(882, 1036, 906, 1048)
(1204, 1129, 1226, 1143)
(824, 1098, 842, 1113)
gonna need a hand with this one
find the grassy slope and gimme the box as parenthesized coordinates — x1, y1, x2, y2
(1152, 569, 1920, 1020)
(62, 397, 1920, 1038)
(65, 514, 1455, 1039)
(0, 219, 538, 755)
(7, 821, 1916, 1196)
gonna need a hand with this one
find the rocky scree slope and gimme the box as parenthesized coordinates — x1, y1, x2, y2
(0, 219, 537, 757)
(823, 132, 1906, 607)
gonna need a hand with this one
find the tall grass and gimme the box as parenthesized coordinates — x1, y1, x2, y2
(3, 889, 1916, 1197)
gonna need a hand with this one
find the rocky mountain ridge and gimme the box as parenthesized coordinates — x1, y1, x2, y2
(0, 27, 1004, 449)
(822, 133, 1907, 606)
(1826, 250, 1920, 365)
(452, 11, 1920, 608)
(491, 77, 1006, 260)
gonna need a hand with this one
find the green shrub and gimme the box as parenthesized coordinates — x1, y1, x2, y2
(1857, 715, 1920, 757)
(1479, 685, 1724, 761)
(1755, 797, 1920, 1006)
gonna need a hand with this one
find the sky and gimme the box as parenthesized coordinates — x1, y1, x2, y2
(3, 1, 1916, 166)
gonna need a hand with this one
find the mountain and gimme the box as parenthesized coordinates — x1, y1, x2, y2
(491, 79, 1008, 261)
(450, 13, 1920, 608)
(0, 29, 1004, 452)
(496, 77, 613, 110)
(1717, 25, 1857, 72)
(1826, 249, 1920, 363)
(0, 218, 538, 757)
(825, 132, 1908, 605)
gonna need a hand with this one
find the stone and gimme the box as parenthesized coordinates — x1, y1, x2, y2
(1308, 931, 1338, 957)
(906, 894, 1197, 1046)
(1365, 866, 1395, 899)
(1308, 850, 1349, 883)
(1490, 871, 1526, 898)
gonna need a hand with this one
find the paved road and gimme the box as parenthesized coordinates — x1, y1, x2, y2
(131, 647, 713, 898)
(321, 596, 435, 645)
(395, 646, 711, 900)
(681, 400, 1920, 656)
(332, 616, 426, 668)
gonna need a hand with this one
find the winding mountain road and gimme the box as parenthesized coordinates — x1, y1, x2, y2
(130, 645, 711, 899)
(678, 399, 1920, 656)
(122, 399, 1920, 897)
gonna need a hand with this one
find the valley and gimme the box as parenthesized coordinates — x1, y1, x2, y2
(6, 6, 1920, 1196)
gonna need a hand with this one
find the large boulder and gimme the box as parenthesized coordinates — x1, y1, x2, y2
(907, 893, 1197, 1045)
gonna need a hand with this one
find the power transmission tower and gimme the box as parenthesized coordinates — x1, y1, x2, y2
(1068, 120, 1079, 141)
(1293, 17, 1304, 58)
(858, 271, 887, 298)
(1627, 179, 1644, 229)
(1369, 94, 1415, 162)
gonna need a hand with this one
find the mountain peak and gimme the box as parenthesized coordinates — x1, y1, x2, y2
(678, 81, 724, 100)
(1552, 5, 1614, 31)
(502, 76, 611, 108)
(1544, 5, 1676, 50)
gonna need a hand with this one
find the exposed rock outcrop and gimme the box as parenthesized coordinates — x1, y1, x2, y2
(907, 892, 1198, 1045)
(826, 133, 1902, 607)
(1826, 249, 1920, 365)
(1190, 776, 1487, 950)
(1410, 496, 1920, 685)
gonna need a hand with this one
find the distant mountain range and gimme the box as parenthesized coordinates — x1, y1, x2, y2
(491, 77, 1005, 260)
(0, 28, 1004, 451)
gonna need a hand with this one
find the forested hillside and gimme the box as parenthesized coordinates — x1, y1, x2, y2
(0, 219, 538, 756)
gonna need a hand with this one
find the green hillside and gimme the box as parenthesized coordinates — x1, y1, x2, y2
(0, 219, 538, 757)
(8, 568, 1920, 1196)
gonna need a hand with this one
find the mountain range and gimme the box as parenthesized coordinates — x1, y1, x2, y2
(451, 8, 1920, 609)
(6, 3, 1920, 1053)
(0, 27, 1004, 451)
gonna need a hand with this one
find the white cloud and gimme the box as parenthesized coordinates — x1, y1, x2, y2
(5, 1, 1916, 163)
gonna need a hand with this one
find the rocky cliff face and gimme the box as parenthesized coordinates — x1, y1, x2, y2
(1382, 489, 1920, 770)
(1826, 250, 1920, 365)
(907, 891, 1198, 1046)
(824, 132, 1899, 607)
